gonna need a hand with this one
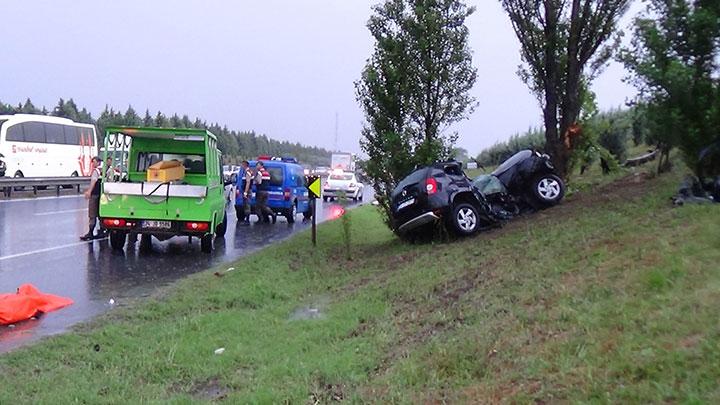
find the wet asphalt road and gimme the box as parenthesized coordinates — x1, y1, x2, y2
(0, 187, 372, 352)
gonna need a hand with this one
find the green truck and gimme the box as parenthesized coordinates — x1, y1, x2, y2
(99, 126, 227, 253)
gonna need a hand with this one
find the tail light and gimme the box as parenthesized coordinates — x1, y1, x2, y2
(283, 188, 291, 201)
(102, 218, 135, 228)
(235, 189, 240, 197)
(184, 221, 209, 232)
(426, 178, 438, 195)
(103, 218, 126, 228)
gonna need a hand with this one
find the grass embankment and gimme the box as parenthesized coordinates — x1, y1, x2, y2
(1, 169, 719, 403)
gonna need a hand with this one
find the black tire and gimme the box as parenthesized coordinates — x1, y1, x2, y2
(62, 171, 78, 189)
(285, 202, 297, 223)
(200, 233, 213, 253)
(215, 213, 228, 237)
(323, 196, 328, 202)
(449, 202, 481, 236)
(13, 171, 24, 192)
(531, 173, 565, 207)
(109, 230, 127, 250)
(139, 234, 152, 250)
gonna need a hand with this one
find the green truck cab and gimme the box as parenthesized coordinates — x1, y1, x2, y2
(99, 126, 227, 253)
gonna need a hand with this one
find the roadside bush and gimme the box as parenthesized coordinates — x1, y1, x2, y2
(476, 129, 545, 167)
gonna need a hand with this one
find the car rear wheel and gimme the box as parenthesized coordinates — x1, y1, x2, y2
(285, 202, 297, 223)
(450, 202, 480, 236)
(109, 230, 127, 250)
(531, 174, 564, 207)
(215, 213, 227, 237)
(200, 233, 213, 253)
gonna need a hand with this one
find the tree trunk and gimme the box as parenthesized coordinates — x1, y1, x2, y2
(542, 1, 563, 175)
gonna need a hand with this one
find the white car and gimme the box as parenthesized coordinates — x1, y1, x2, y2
(323, 172, 364, 201)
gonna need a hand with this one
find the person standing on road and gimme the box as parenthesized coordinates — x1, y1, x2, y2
(254, 161, 276, 224)
(80, 156, 103, 241)
(238, 160, 253, 225)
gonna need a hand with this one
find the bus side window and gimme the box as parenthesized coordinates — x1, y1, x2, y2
(6, 124, 24, 142)
(64, 126, 80, 144)
(44, 123, 65, 144)
(22, 122, 46, 143)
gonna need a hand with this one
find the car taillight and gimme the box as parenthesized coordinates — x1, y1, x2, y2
(426, 178, 438, 194)
(235, 189, 240, 197)
(284, 188, 291, 201)
(184, 222, 209, 232)
(103, 218, 126, 228)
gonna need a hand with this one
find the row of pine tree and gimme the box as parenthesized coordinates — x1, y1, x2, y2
(0, 98, 333, 167)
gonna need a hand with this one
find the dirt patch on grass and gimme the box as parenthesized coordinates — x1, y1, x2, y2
(308, 376, 345, 403)
(174, 377, 230, 402)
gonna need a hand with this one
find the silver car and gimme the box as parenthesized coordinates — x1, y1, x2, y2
(323, 172, 364, 201)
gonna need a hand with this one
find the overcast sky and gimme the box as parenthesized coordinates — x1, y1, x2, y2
(1, 1, 638, 156)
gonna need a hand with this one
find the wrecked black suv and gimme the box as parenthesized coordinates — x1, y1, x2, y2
(390, 161, 496, 236)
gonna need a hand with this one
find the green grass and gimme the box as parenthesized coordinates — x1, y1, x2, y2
(1, 166, 719, 403)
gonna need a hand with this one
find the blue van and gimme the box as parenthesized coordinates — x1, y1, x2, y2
(234, 157, 312, 223)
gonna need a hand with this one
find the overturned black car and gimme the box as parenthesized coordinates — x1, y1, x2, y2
(390, 150, 565, 237)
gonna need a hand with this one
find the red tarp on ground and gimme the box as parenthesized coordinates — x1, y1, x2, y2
(0, 284, 73, 325)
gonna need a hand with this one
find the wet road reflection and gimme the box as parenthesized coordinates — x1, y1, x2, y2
(0, 189, 371, 352)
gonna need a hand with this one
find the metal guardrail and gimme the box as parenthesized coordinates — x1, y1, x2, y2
(0, 176, 90, 197)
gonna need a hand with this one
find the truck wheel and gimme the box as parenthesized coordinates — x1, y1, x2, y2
(215, 213, 227, 237)
(201, 233, 213, 253)
(109, 230, 127, 250)
(285, 202, 297, 223)
(139, 234, 152, 250)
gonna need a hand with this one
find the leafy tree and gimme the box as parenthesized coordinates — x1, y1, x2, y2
(621, 0, 720, 175)
(356, 0, 477, 227)
(476, 128, 545, 166)
(500, 0, 631, 176)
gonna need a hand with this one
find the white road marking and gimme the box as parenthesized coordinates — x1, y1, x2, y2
(34, 208, 88, 216)
(0, 238, 108, 262)
(0, 195, 84, 204)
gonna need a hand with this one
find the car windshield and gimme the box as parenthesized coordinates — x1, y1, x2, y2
(329, 174, 353, 181)
(473, 174, 506, 195)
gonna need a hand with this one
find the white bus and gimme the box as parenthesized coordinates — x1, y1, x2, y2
(0, 114, 98, 178)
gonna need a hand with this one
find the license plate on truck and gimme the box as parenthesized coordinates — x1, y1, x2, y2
(142, 220, 172, 229)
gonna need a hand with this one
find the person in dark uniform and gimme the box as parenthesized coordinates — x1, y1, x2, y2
(238, 160, 253, 225)
(254, 161, 276, 223)
(80, 156, 103, 240)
